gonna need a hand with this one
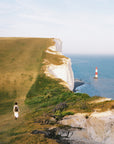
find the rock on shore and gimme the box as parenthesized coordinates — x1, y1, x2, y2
(59, 110, 114, 144)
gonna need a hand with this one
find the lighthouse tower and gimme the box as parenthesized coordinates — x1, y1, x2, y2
(94, 67, 98, 79)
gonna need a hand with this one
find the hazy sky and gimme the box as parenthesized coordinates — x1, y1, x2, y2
(1, 0, 114, 55)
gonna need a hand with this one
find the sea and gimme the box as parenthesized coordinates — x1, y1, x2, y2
(66, 55, 114, 100)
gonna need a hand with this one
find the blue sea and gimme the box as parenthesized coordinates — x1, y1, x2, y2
(66, 55, 114, 99)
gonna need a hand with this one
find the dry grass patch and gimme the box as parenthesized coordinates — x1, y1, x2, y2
(0, 37, 56, 144)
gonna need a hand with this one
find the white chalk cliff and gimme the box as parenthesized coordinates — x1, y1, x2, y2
(44, 38, 74, 91)
(44, 39, 114, 144)
(59, 110, 114, 144)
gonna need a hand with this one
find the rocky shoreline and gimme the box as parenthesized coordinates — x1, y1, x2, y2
(73, 79, 84, 92)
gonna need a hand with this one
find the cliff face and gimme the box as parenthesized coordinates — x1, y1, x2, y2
(59, 110, 114, 144)
(45, 39, 74, 91)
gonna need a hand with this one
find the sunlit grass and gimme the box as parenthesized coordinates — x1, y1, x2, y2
(0, 38, 113, 144)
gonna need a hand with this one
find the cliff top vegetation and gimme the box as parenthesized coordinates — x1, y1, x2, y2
(0, 38, 113, 144)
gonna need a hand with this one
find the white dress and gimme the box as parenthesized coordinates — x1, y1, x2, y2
(13, 105, 19, 118)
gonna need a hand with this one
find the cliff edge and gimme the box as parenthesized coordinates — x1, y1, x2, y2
(59, 110, 114, 144)
(44, 38, 74, 91)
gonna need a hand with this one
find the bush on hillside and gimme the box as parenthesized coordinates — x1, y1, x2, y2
(53, 102, 68, 113)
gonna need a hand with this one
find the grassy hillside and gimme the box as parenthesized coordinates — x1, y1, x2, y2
(0, 38, 114, 144)
(0, 37, 54, 115)
(0, 37, 56, 143)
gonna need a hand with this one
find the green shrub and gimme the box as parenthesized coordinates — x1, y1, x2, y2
(61, 111, 74, 117)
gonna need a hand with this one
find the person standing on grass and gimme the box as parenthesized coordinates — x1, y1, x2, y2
(13, 102, 19, 120)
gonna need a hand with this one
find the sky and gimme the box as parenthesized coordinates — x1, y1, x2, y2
(0, 0, 114, 55)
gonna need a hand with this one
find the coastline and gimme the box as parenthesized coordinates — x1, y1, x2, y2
(73, 79, 84, 92)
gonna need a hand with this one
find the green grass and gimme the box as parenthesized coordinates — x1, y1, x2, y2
(0, 37, 114, 144)
(25, 73, 114, 121)
(44, 52, 67, 65)
(0, 90, 17, 115)
(0, 38, 54, 72)
(25, 74, 92, 117)
(0, 37, 54, 115)
(0, 38, 57, 144)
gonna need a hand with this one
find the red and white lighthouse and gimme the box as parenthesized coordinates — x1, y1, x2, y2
(94, 67, 98, 79)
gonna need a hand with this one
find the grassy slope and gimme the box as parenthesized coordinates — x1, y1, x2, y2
(0, 38, 57, 144)
(0, 38, 114, 144)
(0, 37, 54, 114)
